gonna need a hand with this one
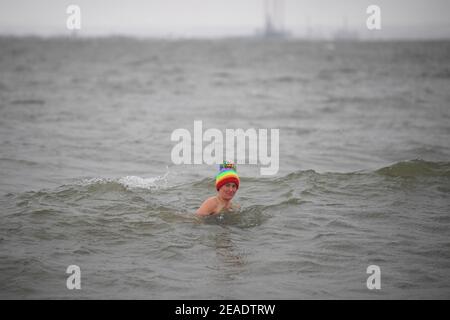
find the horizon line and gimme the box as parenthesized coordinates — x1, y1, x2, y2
(1, 33, 450, 42)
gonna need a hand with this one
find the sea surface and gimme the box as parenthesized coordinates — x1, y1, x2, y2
(0, 37, 449, 299)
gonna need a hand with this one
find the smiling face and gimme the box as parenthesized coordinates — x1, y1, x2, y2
(218, 182, 237, 200)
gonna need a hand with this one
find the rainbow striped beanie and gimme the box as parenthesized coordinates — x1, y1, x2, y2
(215, 162, 240, 191)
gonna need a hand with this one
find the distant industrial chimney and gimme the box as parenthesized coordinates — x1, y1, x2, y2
(263, 0, 289, 38)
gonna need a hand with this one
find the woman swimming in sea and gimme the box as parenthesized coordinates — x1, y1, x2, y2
(196, 162, 240, 216)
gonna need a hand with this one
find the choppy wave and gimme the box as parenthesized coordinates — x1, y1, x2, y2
(6, 159, 449, 223)
(11, 159, 450, 197)
(375, 159, 450, 178)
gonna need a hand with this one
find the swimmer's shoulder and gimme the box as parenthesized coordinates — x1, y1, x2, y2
(205, 196, 219, 206)
(196, 196, 219, 216)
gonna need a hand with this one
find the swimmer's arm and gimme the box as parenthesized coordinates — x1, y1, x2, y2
(196, 197, 217, 216)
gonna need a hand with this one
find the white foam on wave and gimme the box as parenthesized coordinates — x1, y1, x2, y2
(77, 177, 110, 186)
(118, 169, 169, 190)
(77, 167, 170, 191)
(118, 175, 162, 190)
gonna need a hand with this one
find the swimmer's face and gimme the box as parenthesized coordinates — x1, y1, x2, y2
(218, 183, 237, 200)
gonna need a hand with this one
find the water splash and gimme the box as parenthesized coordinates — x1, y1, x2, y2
(77, 167, 170, 191)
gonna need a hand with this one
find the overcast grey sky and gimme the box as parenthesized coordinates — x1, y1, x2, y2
(0, 0, 449, 39)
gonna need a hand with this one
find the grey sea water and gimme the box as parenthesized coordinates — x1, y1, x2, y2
(0, 37, 449, 299)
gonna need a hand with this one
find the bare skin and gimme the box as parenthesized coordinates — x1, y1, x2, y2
(196, 183, 240, 216)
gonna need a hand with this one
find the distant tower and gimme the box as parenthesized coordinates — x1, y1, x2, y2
(263, 0, 289, 38)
